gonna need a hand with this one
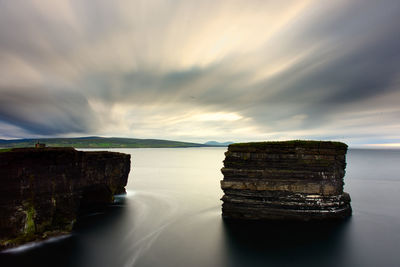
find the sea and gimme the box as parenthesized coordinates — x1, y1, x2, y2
(1, 147, 400, 267)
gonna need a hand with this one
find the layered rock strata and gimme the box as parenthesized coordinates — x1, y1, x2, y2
(221, 141, 351, 221)
(0, 147, 130, 249)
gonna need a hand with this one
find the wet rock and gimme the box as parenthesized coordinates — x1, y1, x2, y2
(221, 140, 351, 221)
(0, 147, 130, 249)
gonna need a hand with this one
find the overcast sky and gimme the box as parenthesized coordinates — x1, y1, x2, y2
(0, 0, 399, 145)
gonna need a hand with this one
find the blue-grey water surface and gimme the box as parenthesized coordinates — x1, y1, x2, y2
(1, 147, 400, 267)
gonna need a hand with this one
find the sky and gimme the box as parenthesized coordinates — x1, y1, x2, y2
(0, 0, 399, 145)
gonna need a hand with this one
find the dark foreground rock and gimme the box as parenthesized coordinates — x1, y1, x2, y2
(221, 140, 352, 221)
(0, 147, 130, 250)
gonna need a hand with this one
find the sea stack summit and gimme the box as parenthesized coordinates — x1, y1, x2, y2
(0, 147, 130, 250)
(220, 140, 352, 221)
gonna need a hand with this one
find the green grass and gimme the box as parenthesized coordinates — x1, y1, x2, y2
(0, 137, 208, 149)
(230, 140, 348, 149)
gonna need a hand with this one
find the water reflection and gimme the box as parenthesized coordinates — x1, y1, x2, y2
(221, 218, 352, 267)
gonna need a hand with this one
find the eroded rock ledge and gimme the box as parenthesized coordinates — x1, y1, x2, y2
(221, 140, 352, 221)
(0, 147, 130, 249)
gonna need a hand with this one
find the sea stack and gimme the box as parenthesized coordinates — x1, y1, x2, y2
(221, 140, 352, 221)
(0, 147, 130, 250)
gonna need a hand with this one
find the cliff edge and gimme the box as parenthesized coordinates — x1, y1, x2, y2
(221, 140, 352, 221)
(0, 147, 130, 249)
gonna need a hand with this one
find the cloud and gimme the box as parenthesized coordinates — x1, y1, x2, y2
(0, 88, 97, 136)
(0, 0, 399, 144)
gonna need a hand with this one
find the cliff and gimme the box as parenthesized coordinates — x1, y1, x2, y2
(0, 147, 130, 249)
(221, 140, 352, 221)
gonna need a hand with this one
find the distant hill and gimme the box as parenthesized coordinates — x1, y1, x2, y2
(204, 141, 234, 146)
(0, 137, 208, 148)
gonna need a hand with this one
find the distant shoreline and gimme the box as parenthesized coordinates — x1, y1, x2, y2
(0, 136, 229, 149)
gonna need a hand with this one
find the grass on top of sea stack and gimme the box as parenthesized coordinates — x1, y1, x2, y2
(228, 140, 348, 151)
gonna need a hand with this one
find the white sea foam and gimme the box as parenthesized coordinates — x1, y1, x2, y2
(1, 234, 71, 254)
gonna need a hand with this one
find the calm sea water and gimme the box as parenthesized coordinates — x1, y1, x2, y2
(2, 148, 400, 267)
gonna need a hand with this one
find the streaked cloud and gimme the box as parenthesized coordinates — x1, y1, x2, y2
(0, 0, 399, 145)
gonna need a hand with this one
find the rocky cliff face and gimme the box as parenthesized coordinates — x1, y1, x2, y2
(0, 147, 130, 249)
(221, 141, 352, 221)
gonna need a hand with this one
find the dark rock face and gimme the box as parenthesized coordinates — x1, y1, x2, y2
(221, 141, 352, 221)
(0, 147, 130, 249)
